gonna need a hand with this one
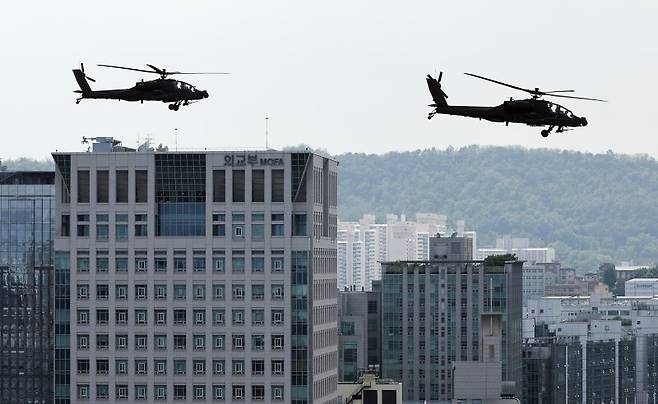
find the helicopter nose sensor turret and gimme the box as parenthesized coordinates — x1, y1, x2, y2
(202, 90, 209, 98)
(581, 117, 588, 126)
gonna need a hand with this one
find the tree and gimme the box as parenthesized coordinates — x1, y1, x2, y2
(599, 262, 616, 291)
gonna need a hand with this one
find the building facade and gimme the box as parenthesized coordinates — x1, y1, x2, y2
(0, 171, 54, 404)
(380, 238, 522, 402)
(52, 143, 338, 404)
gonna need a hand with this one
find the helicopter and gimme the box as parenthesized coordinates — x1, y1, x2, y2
(72, 63, 230, 110)
(426, 72, 606, 137)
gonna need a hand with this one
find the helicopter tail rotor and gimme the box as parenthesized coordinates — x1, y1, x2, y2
(426, 72, 449, 109)
(80, 63, 96, 82)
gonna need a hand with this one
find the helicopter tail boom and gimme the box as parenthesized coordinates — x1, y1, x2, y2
(72, 69, 92, 94)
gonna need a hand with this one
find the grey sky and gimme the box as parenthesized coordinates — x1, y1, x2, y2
(2, 0, 657, 159)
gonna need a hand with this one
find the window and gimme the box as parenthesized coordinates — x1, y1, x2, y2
(96, 309, 109, 325)
(272, 284, 284, 299)
(77, 214, 89, 237)
(232, 284, 245, 300)
(252, 385, 265, 400)
(252, 169, 264, 202)
(271, 169, 284, 202)
(272, 385, 284, 400)
(135, 284, 147, 299)
(77, 334, 89, 349)
(213, 360, 225, 375)
(272, 256, 283, 272)
(272, 334, 284, 350)
(213, 257, 225, 273)
(96, 384, 109, 400)
(135, 309, 147, 325)
(232, 224, 244, 240)
(114, 285, 128, 300)
(232, 170, 245, 202)
(213, 334, 225, 350)
(193, 284, 206, 300)
(213, 385, 225, 401)
(194, 334, 206, 350)
(232, 334, 245, 350)
(252, 334, 265, 351)
(116, 170, 128, 203)
(174, 359, 186, 374)
(232, 257, 245, 273)
(96, 359, 109, 375)
(135, 214, 148, 237)
(174, 385, 187, 401)
(77, 309, 89, 324)
(272, 360, 284, 375)
(96, 223, 109, 241)
(212, 213, 226, 237)
(293, 214, 307, 236)
(232, 359, 245, 375)
(271, 309, 283, 325)
(174, 257, 187, 273)
(115, 214, 128, 241)
(115, 334, 128, 350)
(271, 214, 284, 236)
(232, 385, 245, 400)
(77, 384, 89, 400)
(213, 170, 225, 202)
(77, 170, 90, 203)
(135, 385, 147, 401)
(232, 309, 245, 325)
(155, 309, 167, 325)
(194, 360, 206, 375)
(193, 257, 206, 272)
(252, 256, 265, 272)
(174, 284, 187, 300)
(76, 256, 89, 273)
(155, 334, 167, 350)
(174, 335, 187, 350)
(115, 309, 128, 325)
(77, 359, 89, 374)
(252, 284, 265, 300)
(96, 256, 109, 272)
(155, 359, 167, 375)
(135, 359, 147, 375)
(135, 256, 148, 272)
(135, 334, 147, 350)
(252, 309, 265, 325)
(135, 170, 148, 203)
(116, 359, 128, 375)
(155, 284, 167, 299)
(213, 309, 225, 325)
(154, 385, 167, 401)
(116, 384, 128, 400)
(155, 257, 167, 272)
(115, 256, 128, 272)
(194, 309, 206, 325)
(193, 385, 206, 400)
(213, 284, 225, 300)
(61, 214, 70, 237)
(96, 334, 109, 349)
(174, 309, 187, 325)
(96, 283, 108, 299)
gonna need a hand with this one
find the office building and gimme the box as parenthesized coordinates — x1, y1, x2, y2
(337, 374, 402, 404)
(0, 171, 54, 404)
(337, 280, 381, 382)
(626, 278, 658, 297)
(380, 236, 522, 401)
(52, 139, 338, 404)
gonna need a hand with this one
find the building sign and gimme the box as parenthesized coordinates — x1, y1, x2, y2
(224, 154, 284, 167)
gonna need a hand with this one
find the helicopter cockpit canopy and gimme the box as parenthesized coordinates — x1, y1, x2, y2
(547, 101, 575, 118)
(176, 81, 197, 91)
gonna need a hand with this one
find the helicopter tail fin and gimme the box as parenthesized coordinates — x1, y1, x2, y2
(426, 73, 448, 109)
(73, 69, 92, 94)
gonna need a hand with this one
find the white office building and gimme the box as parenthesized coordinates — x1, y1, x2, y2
(53, 139, 338, 404)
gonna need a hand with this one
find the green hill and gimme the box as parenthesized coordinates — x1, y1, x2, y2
(337, 146, 658, 271)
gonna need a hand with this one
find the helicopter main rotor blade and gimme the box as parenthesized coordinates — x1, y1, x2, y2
(97, 64, 157, 74)
(146, 64, 165, 75)
(543, 90, 575, 94)
(544, 93, 607, 102)
(167, 72, 232, 75)
(464, 72, 534, 95)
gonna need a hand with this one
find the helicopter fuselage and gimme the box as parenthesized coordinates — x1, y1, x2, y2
(75, 77, 208, 103)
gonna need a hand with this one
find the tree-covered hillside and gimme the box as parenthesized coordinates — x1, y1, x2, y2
(337, 146, 658, 271)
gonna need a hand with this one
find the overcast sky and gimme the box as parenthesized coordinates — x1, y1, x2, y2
(2, 0, 657, 159)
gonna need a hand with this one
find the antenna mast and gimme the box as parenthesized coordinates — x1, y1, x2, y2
(265, 116, 269, 150)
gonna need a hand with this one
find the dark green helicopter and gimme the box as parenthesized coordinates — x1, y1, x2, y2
(427, 72, 606, 137)
(73, 63, 230, 110)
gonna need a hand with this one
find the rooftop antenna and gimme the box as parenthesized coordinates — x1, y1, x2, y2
(265, 116, 269, 150)
(174, 128, 178, 151)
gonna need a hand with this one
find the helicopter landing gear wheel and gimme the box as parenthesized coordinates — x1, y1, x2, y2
(168, 104, 180, 111)
(541, 130, 549, 137)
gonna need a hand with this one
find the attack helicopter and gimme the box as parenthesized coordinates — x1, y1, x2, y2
(72, 63, 230, 110)
(426, 72, 606, 137)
